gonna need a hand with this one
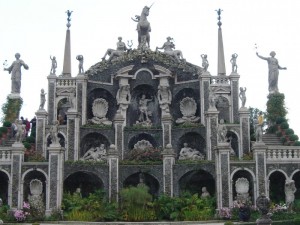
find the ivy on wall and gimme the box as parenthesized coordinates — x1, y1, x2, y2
(1, 97, 23, 123)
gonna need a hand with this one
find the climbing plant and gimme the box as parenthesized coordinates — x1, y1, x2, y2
(1, 97, 23, 123)
(266, 93, 287, 124)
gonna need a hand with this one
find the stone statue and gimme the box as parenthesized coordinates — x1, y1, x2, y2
(179, 143, 204, 160)
(49, 120, 59, 145)
(28, 179, 45, 219)
(76, 55, 84, 74)
(50, 56, 57, 74)
(208, 86, 216, 109)
(239, 87, 247, 108)
(256, 51, 287, 94)
(4, 53, 29, 94)
(235, 177, 250, 203)
(230, 53, 238, 73)
(102, 37, 128, 62)
(175, 97, 200, 124)
(15, 119, 25, 143)
(255, 112, 264, 142)
(157, 85, 172, 114)
(156, 37, 184, 62)
(201, 186, 211, 198)
(218, 119, 228, 143)
(201, 54, 209, 72)
(285, 179, 296, 212)
(137, 94, 153, 125)
(132, 6, 152, 50)
(81, 144, 107, 161)
(116, 84, 131, 105)
(39, 89, 46, 110)
(88, 98, 112, 125)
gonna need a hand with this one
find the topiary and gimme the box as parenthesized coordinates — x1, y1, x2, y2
(280, 136, 287, 144)
(276, 131, 283, 137)
(289, 134, 299, 142)
(280, 122, 289, 130)
(294, 141, 300, 146)
(276, 117, 287, 124)
(2, 121, 11, 127)
(285, 128, 294, 135)
(23, 142, 31, 150)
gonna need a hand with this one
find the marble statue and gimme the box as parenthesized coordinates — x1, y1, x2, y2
(81, 144, 107, 161)
(208, 86, 216, 109)
(137, 94, 153, 126)
(28, 179, 45, 219)
(15, 119, 25, 143)
(239, 87, 247, 108)
(285, 179, 296, 212)
(230, 53, 238, 73)
(132, 6, 152, 50)
(116, 84, 131, 105)
(50, 120, 59, 145)
(39, 89, 46, 110)
(175, 97, 200, 124)
(235, 177, 250, 203)
(217, 119, 228, 143)
(50, 56, 57, 74)
(76, 55, 84, 74)
(201, 54, 209, 72)
(256, 51, 287, 94)
(4, 53, 29, 94)
(102, 37, 128, 62)
(201, 186, 211, 198)
(88, 98, 112, 125)
(255, 112, 264, 142)
(157, 85, 172, 114)
(156, 37, 184, 62)
(179, 143, 204, 160)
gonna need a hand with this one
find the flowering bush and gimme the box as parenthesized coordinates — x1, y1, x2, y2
(125, 148, 162, 161)
(14, 202, 30, 222)
(270, 203, 287, 213)
(219, 207, 231, 219)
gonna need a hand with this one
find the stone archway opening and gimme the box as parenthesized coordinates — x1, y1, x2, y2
(292, 171, 300, 199)
(269, 171, 286, 203)
(232, 170, 254, 203)
(23, 170, 47, 203)
(0, 171, 9, 204)
(64, 171, 103, 197)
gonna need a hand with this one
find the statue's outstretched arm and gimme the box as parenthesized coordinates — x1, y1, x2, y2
(256, 52, 267, 60)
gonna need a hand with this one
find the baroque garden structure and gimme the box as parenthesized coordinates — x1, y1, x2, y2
(0, 7, 299, 216)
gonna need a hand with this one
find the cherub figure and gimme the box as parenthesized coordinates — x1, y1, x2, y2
(201, 54, 209, 72)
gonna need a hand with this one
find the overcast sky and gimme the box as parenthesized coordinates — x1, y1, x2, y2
(1, 0, 299, 134)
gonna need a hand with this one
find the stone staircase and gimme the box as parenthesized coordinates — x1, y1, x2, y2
(0, 138, 15, 147)
(262, 133, 283, 145)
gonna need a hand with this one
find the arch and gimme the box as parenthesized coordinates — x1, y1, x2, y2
(123, 172, 160, 196)
(178, 169, 215, 195)
(215, 95, 230, 123)
(177, 132, 206, 157)
(56, 97, 69, 125)
(226, 130, 239, 158)
(291, 170, 300, 200)
(46, 131, 66, 148)
(0, 170, 10, 204)
(64, 171, 104, 197)
(80, 132, 110, 157)
(268, 170, 286, 203)
(127, 133, 158, 151)
(133, 68, 155, 80)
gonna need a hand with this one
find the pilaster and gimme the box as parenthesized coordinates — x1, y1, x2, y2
(161, 115, 172, 148)
(229, 73, 240, 123)
(66, 110, 80, 160)
(114, 112, 125, 159)
(35, 109, 48, 156)
(47, 74, 57, 125)
(200, 72, 211, 123)
(76, 74, 87, 125)
(107, 145, 119, 202)
(205, 108, 219, 160)
(162, 144, 176, 197)
(239, 107, 250, 157)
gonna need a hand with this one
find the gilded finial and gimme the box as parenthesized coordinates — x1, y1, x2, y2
(66, 10, 73, 29)
(216, 8, 223, 28)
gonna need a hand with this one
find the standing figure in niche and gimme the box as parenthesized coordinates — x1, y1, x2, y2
(218, 119, 228, 143)
(201, 54, 209, 72)
(138, 94, 153, 123)
(239, 87, 247, 108)
(230, 53, 238, 73)
(50, 56, 57, 74)
(116, 84, 131, 105)
(50, 120, 59, 145)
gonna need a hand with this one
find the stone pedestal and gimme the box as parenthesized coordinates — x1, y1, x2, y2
(205, 108, 219, 160)
(161, 115, 172, 148)
(35, 109, 48, 156)
(229, 73, 240, 123)
(66, 110, 80, 160)
(215, 142, 231, 209)
(239, 107, 250, 157)
(162, 144, 176, 196)
(10, 143, 24, 210)
(107, 145, 119, 202)
(47, 144, 64, 215)
(253, 142, 268, 198)
(114, 112, 125, 159)
(47, 74, 57, 125)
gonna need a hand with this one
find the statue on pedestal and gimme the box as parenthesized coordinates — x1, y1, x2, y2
(156, 37, 184, 62)
(285, 179, 296, 212)
(201, 54, 209, 72)
(81, 144, 107, 162)
(218, 119, 228, 143)
(230, 53, 238, 73)
(102, 37, 128, 62)
(50, 120, 59, 145)
(137, 94, 153, 126)
(76, 55, 84, 74)
(4, 53, 29, 94)
(39, 89, 46, 110)
(239, 87, 247, 108)
(179, 143, 204, 160)
(15, 119, 25, 143)
(50, 56, 57, 74)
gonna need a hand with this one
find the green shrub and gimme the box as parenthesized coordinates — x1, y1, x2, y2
(23, 142, 31, 150)
(285, 128, 294, 135)
(294, 141, 300, 146)
(25, 136, 35, 143)
(267, 125, 277, 134)
(289, 134, 299, 141)
(280, 136, 287, 144)
(224, 221, 234, 225)
(2, 121, 11, 127)
(280, 122, 289, 129)
(276, 117, 287, 124)
(276, 131, 283, 137)
(0, 127, 8, 133)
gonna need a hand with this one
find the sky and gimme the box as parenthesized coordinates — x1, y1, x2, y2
(0, 0, 300, 134)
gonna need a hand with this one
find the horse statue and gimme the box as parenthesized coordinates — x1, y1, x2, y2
(132, 5, 152, 50)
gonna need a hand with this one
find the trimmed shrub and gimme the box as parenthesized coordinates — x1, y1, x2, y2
(23, 142, 31, 150)
(285, 128, 294, 135)
(2, 121, 11, 127)
(276, 117, 287, 124)
(0, 127, 8, 134)
(276, 131, 283, 137)
(294, 141, 300, 146)
(280, 122, 289, 129)
(289, 134, 299, 142)
(280, 136, 287, 144)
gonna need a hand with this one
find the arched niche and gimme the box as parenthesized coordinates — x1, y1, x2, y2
(80, 133, 110, 157)
(128, 133, 158, 150)
(23, 170, 47, 204)
(292, 171, 300, 199)
(177, 132, 206, 157)
(123, 172, 159, 196)
(216, 96, 230, 123)
(47, 132, 65, 148)
(227, 131, 239, 157)
(64, 171, 103, 197)
(269, 171, 286, 203)
(127, 84, 160, 126)
(232, 170, 254, 203)
(87, 88, 117, 122)
(57, 98, 69, 125)
(179, 170, 215, 195)
(0, 171, 9, 204)
(173, 88, 200, 123)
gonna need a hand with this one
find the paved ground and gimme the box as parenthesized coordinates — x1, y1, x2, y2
(4, 222, 225, 225)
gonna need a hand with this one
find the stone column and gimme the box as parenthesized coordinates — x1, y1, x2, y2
(205, 108, 219, 160)
(215, 142, 231, 209)
(47, 74, 57, 125)
(253, 142, 268, 198)
(239, 107, 250, 157)
(107, 144, 119, 202)
(76, 74, 87, 125)
(229, 73, 240, 123)
(66, 110, 80, 161)
(200, 71, 211, 123)
(47, 143, 64, 215)
(10, 142, 24, 210)
(162, 144, 176, 197)
(161, 116, 172, 148)
(114, 112, 125, 159)
(35, 109, 48, 156)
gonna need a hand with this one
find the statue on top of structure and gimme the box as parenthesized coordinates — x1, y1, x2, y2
(156, 37, 184, 62)
(50, 56, 57, 75)
(102, 37, 128, 62)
